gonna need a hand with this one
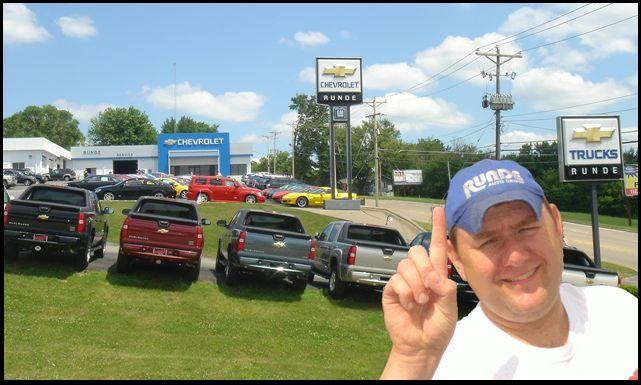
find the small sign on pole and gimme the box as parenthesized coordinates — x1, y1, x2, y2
(623, 164, 638, 197)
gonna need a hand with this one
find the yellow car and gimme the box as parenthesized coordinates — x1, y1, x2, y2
(156, 177, 189, 199)
(281, 187, 358, 208)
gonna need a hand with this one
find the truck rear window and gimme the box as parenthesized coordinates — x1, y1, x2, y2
(347, 225, 406, 246)
(244, 212, 305, 233)
(136, 201, 197, 220)
(25, 188, 86, 206)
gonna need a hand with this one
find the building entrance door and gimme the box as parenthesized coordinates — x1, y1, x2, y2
(113, 160, 138, 174)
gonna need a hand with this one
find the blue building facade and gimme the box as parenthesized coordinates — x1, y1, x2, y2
(157, 132, 231, 176)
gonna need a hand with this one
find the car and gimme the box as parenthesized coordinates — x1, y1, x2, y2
(4, 185, 113, 271)
(409, 232, 622, 303)
(281, 187, 358, 208)
(67, 174, 124, 191)
(271, 184, 317, 202)
(49, 168, 77, 181)
(186, 175, 265, 203)
(150, 172, 172, 178)
(155, 177, 189, 199)
(117, 197, 210, 281)
(94, 178, 176, 201)
(18, 169, 47, 184)
(3, 169, 38, 186)
(3, 173, 17, 189)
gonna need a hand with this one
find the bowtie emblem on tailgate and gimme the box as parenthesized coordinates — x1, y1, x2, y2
(273, 241, 286, 249)
(37, 214, 49, 221)
(383, 248, 394, 261)
(157, 229, 169, 234)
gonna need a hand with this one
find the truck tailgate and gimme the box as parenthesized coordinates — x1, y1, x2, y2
(5, 199, 81, 235)
(124, 213, 200, 251)
(351, 241, 410, 272)
(243, 226, 311, 262)
(563, 264, 620, 287)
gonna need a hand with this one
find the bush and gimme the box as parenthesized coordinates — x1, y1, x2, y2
(621, 285, 638, 298)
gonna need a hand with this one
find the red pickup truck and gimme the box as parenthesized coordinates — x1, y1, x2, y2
(186, 176, 266, 204)
(117, 197, 211, 281)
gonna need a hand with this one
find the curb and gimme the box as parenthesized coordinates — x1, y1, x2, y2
(360, 205, 426, 233)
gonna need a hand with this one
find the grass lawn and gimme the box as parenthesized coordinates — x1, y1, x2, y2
(560, 211, 637, 233)
(100, 201, 342, 257)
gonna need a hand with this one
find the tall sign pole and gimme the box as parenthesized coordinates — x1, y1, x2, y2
(316, 57, 363, 208)
(557, 116, 623, 267)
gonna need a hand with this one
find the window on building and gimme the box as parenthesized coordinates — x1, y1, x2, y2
(230, 164, 247, 175)
(12, 162, 25, 170)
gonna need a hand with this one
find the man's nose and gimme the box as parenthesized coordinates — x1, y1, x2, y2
(500, 236, 530, 267)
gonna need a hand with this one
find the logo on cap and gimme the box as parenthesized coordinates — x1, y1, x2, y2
(463, 168, 524, 199)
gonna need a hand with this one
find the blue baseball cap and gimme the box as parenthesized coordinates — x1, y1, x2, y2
(445, 159, 545, 235)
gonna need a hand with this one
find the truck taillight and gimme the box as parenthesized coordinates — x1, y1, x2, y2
(4, 203, 11, 225)
(121, 216, 132, 239)
(236, 230, 247, 252)
(447, 258, 453, 278)
(617, 274, 622, 288)
(347, 245, 357, 265)
(309, 239, 316, 260)
(77, 212, 86, 233)
(196, 226, 204, 249)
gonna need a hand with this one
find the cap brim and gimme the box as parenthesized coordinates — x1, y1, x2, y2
(455, 189, 543, 235)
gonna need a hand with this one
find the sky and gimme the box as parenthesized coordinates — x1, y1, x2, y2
(3, 3, 638, 163)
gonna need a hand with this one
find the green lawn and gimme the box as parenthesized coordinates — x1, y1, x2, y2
(101, 201, 342, 257)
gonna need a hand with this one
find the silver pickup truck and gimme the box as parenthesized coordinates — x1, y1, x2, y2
(215, 208, 313, 291)
(311, 221, 410, 298)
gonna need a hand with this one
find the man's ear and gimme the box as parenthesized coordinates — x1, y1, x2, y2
(447, 238, 468, 282)
(548, 203, 564, 238)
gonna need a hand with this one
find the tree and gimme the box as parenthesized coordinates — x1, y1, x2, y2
(160, 116, 219, 134)
(3, 105, 85, 150)
(87, 107, 157, 145)
(289, 94, 330, 185)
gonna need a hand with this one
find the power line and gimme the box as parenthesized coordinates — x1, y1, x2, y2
(505, 107, 639, 122)
(503, 94, 638, 118)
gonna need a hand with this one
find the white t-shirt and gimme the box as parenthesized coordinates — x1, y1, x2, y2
(433, 283, 638, 380)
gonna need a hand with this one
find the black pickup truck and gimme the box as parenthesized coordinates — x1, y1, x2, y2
(4, 185, 114, 271)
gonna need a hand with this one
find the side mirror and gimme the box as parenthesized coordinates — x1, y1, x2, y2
(122, 209, 131, 215)
(217, 219, 227, 228)
(202, 218, 211, 226)
(103, 207, 114, 214)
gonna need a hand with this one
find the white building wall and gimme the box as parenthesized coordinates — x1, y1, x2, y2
(1, 150, 61, 174)
(70, 158, 158, 176)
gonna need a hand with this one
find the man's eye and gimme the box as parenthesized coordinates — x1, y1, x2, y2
(519, 226, 538, 234)
(480, 238, 497, 248)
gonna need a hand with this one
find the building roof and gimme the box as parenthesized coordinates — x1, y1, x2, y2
(3, 137, 71, 160)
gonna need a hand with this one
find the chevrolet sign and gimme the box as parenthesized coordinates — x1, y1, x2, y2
(164, 138, 224, 146)
(316, 57, 363, 105)
(557, 116, 623, 182)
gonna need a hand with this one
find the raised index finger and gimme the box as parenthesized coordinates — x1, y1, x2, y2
(428, 206, 448, 276)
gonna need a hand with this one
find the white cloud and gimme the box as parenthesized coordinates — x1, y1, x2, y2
(355, 93, 472, 133)
(500, 130, 557, 150)
(537, 46, 591, 73)
(142, 82, 266, 122)
(513, 68, 632, 113)
(499, 4, 638, 58)
(364, 63, 429, 91)
(627, 71, 638, 88)
(239, 134, 260, 143)
(270, 111, 299, 134)
(621, 126, 638, 149)
(293, 31, 329, 47)
(53, 99, 115, 122)
(414, 33, 528, 88)
(298, 67, 316, 84)
(56, 15, 97, 38)
(3, 3, 52, 44)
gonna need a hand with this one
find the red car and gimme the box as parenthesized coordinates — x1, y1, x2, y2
(117, 197, 211, 281)
(186, 175, 266, 204)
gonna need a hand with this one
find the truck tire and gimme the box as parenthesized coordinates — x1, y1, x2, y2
(223, 255, 239, 286)
(328, 266, 347, 299)
(307, 272, 315, 284)
(64, 176, 71, 181)
(215, 241, 225, 273)
(93, 227, 108, 259)
(74, 241, 92, 271)
(116, 248, 132, 273)
(296, 197, 309, 208)
(23, 179, 32, 186)
(292, 277, 307, 292)
(184, 258, 201, 282)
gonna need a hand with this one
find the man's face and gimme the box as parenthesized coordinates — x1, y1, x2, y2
(449, 200, 565, 323)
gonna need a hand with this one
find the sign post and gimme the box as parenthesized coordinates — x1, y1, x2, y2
(557, 116, 623, 267)
(316, 57, 363, 208)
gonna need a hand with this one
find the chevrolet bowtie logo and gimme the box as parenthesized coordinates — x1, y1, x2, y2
(164, 139, 176, 146)
(37, 214, 49, 220)
(157, 229, 169, 234)
(572, 124, 615, 143)
(323, 66, 357, 78)
(273, 241, 286, 249)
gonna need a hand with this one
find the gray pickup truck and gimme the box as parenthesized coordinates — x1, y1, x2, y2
(311, 221, 410, 298)
(215, 208, 314, 291)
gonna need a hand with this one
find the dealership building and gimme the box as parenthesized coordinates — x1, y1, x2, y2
(4, 133, 253, 177)
(3, 137, 72, 173)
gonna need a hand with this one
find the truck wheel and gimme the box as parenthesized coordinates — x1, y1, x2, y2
(116, 249, 132, 273)
(244, 194, 257, 203)
(328, 267, 347, 299)
(180, 190, 188, 199)
(74, 241, 92, 271)
(292, 277, 307, 292)
(93, 228, 108, 259)
(307, 273, 315, 284)
(223, 256, 239, 286)
(215, 241, 225, 273)
(64, 176, 70, 181)
(296, 197, 309, 208)
(184, 258, 201, 282)
(23, 179, 32, 186)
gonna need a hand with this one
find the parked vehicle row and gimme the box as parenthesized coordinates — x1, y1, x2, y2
(187, 175, 265, 203)
(4, 169, 38, 186)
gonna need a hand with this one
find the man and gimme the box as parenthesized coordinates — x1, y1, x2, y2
(380, 159, 637, 380)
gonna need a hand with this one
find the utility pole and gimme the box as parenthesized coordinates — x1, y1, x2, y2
(262, 135, 271, 173)
(365, 98, 386, 207)
(477, 46, 521, 160)
(173, 62, 177, 133)
(288, 121, 298, 178)
(268, 131, 281, 174)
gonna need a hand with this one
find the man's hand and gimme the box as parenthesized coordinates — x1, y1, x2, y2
(380, 207, 458, 379)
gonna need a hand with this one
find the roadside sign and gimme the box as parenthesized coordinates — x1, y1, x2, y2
(393, 169, 422, 185)
(332, 106, 348, 122)
(556, 116, 623, 183)
(624, 164, 638, 197)
(316, 57, 363, 106)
